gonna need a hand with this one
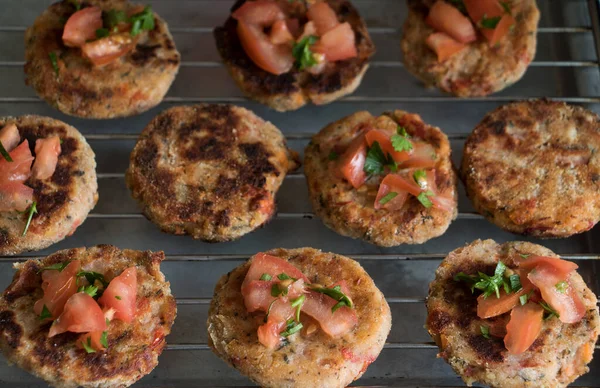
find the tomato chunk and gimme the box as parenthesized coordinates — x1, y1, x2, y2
(269, 19, 294, 45)
(237, 20, 295, 75)
(374, 179, 409, 210)
(49, 292, 107, 337)
(483, 14, 515, 46)
(34, 260, 81, 319)
(257, 299, 295, 349)
(365, 129, 412, 164)
(32, 136, 61, 181)
(516, 255, 578, 278)
(307, 2, 339, 35)
(464, 0, 514, 45)
(313, 22, 357, 62)
(232, 0, 285, 25)
(426, 32, 466, 62)
(0, 123, 19, 152)
(504, 302, 544, 355)
(0, 182, 34, 212)
(426, 0, 476, 44)
(78, 330, 106, 352)
(401, 142, 437, 169)
(527, 264, 585, 324)
(477, 275, 535, 319)
(0, 140, 34, 184)
(337, 134, 367, 189)
(302, 290, 357, 337)
(62, 6, 103, 47)
(379, 174, 422, 198)
(243, 279, 305, 312)
(98, 267, 137, 323)
(243, 253, 309, 287)
(81, 33, 136, 67)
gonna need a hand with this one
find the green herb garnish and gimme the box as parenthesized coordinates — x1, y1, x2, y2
(68, 0, 81, 11)
(260, 273, 272, 281)
(555, 281, 568, 294)
(519, 254, 530, 259)
(100, 331, 108, 348)
(509, 274, 522, 292)
(280, 319, 303, 337)
(290, 294, 305, 322)
(454, 261, 511, 299)
(519, 294, 528, 306)
(481, 15, 502, 29)
(76, 270, 109, 289)
(277, 273, 292, 281)
(40, 261, 71, 273)
(21, 201, 37, 236)
(0, 140, 12, 162)
(480, 325, 490, 339)
(416, 190, 434, 208)
(82, 337, 95, 353)
(310, 284, 354, 313)
(79, 284, 99, 298)
(378, 192, 398, 205)
(130, 6, 155, 36)
(500, 1, 512, 14)
(271, 283, 288, 297)
(115, 295, 122, 300)
(95, 28, 110, 38)
(363, 141, 396, 176)
(390, 126, 413, 153)
(540, 301, 559, 320)
(39, 304, 52, 321)
(292, 35, 318, 70)
(328, 151, 339, 161)
(104, 9, 127, 31)
(413, 169, 427, 187)
(49, 52, 59, 76)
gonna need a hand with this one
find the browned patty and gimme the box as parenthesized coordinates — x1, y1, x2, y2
(461, 100, 600, 238)
(401, 0, 539, 97)
(126, 104, 299, 242)
(0, 116, 98, 256)
(24, 0, 180, 119)
(304, 110, 458, 247)
(207, 247, 391, 388)
(214, 0, 375, 112)
(0, 245, 177, 388)
(427, 239, 600, 387)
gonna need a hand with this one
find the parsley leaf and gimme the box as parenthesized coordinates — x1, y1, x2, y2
(49, 52, 59, 77)
(77, 270, 108, 287)
(280, 319, 303, 337)
(277, 273, 292, 281)
(500, 1, 512, 14)
(115, 295, 122, 300)
(413, 169, 427, 187)
(96, 28, 110, 38)
(21, 202, 37, 236)
(79, 284, 99, 298)
(271, 283, 288, 297)
(100, 331, 108, 348)
(364, 141, 394, 176)
(40, 261, 71, 273)
(259, 273, 272, 281)
(292, 35, 318, 70)
(509, 274, 522, 292)
(68, 0, 81, 11)
(310, 284, 354, 313)
(481, 15, 502, 29)
(416, 190, 434, 208)
(378, 192, 398, 205)
(82, 337, 96, 353)
(390, 126, 413, 153)
(454, 261, 510, 299)
(555, 281, 568, 294)
(290, 294, 305, 322)
(0, 141, 12, 162)
(328, 151, 339, 161)
(519, 294, 528, 306)
(540, 301, 560, 320)
(104, 9, 127, 31)
(480, 325, 490, 339)
(39, 304, 52, 321)
(519, 254, 530, 259)
(130, 6, 155, 36)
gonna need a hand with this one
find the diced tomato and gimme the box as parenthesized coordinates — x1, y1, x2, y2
(98, 267, 137, 323)
(463, 0, 514, 45)
(302, 290, 357, 337)
(425, 32, 466, 62)
(426, 0, 476, 44)
(0, 140, 34, 184)
(49, 292, 107, 337)
(78, 330, 106, 352)
(0, 182, 34, 212)
(81, 33, 137, 67)
(243, 279, 305, 312)
(365, 129, 412, 164)
(286, 18, 300, 38)
(477, 277, 535, 319)
(33, 260, 81, 319)
(516, 255, 578, 278)
(232, 0, 285, 25)
(401, 142, 437, 169)
(337, 134, 367, 189)
(379, 174, 422, 198)
(423, 170, 455, 212)
(62, 6, 103, 47)
(270, 19, 294, 45)
(313, 22, 357, 62)
(307, 2, 339, 35)
(298, 21, 318, 40)
(481, 14, 515, 46)
(243, 253, 309, 287)
(237, 20, 295, 75)
(31, 136, 61, 181)
(504, 302, 544, 355)
(0, 123, 19, 152)
(257, 299, 295, 349)
(374, 179, 409, 210)
(528, 264, 586, 324)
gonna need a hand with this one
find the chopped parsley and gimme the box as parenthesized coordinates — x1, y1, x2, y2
(79, 284, 99, 298)
(104, 9, 128, 31)
(115, 295, 122, 300)
(500, 1, 512, 14)
(0, 140, 12, 162)
(280, 319, 303, 337)
(95, 28, 110, 38)
(40, 261, 71, 273)
(310, 284, 353, 313)
(100, 331, 109, 348)
(480, 325, 490, 339)
(290, 294, 305, 322)
(82, 337, 96, 353)
(416, 190, 434, 208)
(39, 304, 52, 321)
(509, 274, 522, 292)
(259, 273, 272, 281)
(481, 15, 502, 29)
(21, 201, 37, 236)
(49, 52, 59, 76)
(519, 254, 530, 259)
(130, 6, 155, 36)
(390, 126, 413, 153)
(271, 283, 288, 297)
(413, 169, 427, 187)
(378, 192, 398, 205)
(540, 301, 559, 320)
(77, 270, 108, 288)
(519, 294, 528, 305)
(555, 281, 568, 294)
(328, 151, 339, 161)
(364, 141, 395, 176)
(292, 35, 318, 70)
(68, 0, 81, 11)
(277, 273, 292, 281)
(454, 261, 513, 299)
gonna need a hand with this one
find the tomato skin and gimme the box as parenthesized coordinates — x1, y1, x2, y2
(257, 299, 295, 349)
(365, 129, 412, 164)
(81, 33, 136, 67)
(504, 302, 544, 355)
(269, 20, 294, 45)
(307, 2, 339, 35)
(426, 32, 466, 62)
(237, 20, 295, 75)
(32, 136, 61, 180)
(426, 0, 476, 44)
(98, 267, 137, 323)
(34, 260, 81, 319)
(483, 14, 515, 46)
(337, 134, 367, 189)
(78, 330, 106, 352)
(312, 22, 357, 62)
(243, 253, 309, 287)
(477, 277, 534, 319)
(401, 142, 437, 169)
(380, 174, 422, 197)
(463, 0, 514, 45)
(302, 290, 357, 337)
(374, 178, 409, 210)
(49, 292, 107, 337)
(0, 140, 34, 184)
(232, 0, 285, 25)
(516, 255, 578, 277)
(0, 123, 20, 152)
(0, 182, 34, 212)
(62, 6, 103, 47)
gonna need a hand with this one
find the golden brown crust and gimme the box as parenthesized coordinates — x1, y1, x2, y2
(0, 116, 98, 256)
(304, 110, 458, 247)
(24, 0, 180, 119)
(0, 245, 177, 388)
(207, 247, 391, 388)
(401, 0, 539, 97)
(426, 239, 600, 388)
(126, 104, 300, 242)
(214, 0, 375, 112)
(461, 99, 600, 237)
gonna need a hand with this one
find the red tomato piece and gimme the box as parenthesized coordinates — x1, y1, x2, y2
(62, 6, 103, 47)
(32, 136, 61, 181)
(477, 272, 535, 319)
(374, 178, 409, 210)
(516, 255, 578, 277)
(257, 299, 295, 349)
(504, 302, 544, 355)
(81, 33, 137, 67)
(337, 134, 367, 189)
(0, 182, 34, 212)
(464, 0, 503, 23)
(33, 260, 81, 319)
(0, 140, 34, 185)
(298, 20, 318, 40)
(303, 290, 357, 337)
(243, 253, 309, 286)
(78, 330, 106, 352)
(482, 14, 515, 46)
(423, 170, 455, 212)
(527, 264, 586, 324)
(270, 19, 294, 45)
(49, 292, 107, 337)
(312, 22, 357, 62)
(307, 1, 339, 35)
(237, 20, 295, 75)
(232, 0, 285, 25)
(365, 129, 412, 164)
(0, 123, 20, 152)
(401, 142, 437, 169)
(425, 32, 466, 62)
(243, 279, 305, 312)
(426, 0, 476, 44)
(98, 267, 137, 323)
(379, 174, 422, 198)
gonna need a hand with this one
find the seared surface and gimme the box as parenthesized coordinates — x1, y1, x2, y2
(427, 239, 600, 388)
(401, 0, 539, 97)
(214, 0, 375, 111)
(24, 0, 180, 119)
(0, 245, 177, 388)
(0, 116, 97, 256)
(462, 100, 600, 237)
(304, 110, 457, 246)
(126, 104, 299, 242)
(207, 247, 391, 388)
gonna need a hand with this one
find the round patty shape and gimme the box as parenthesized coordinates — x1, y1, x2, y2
(461, 100, 600, 238)
(24, 0, 180, 119)
(0, 116, 98, 256)
(126, 104, 299, 242)
(207, 247, 391, 388)
(0, 245, 177, 388)
(401, 0, 539, 97)
(304, 110, 458, 247)
(214, 0, 375, 112)
(427, 239, 600, 387)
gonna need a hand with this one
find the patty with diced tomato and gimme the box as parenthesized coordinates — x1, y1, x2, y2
(214, 0, 375, 112)
(207, 247, 391, 388)
(304, 110, 457, 247)
(0, 116, 98, 256)
(401, 0, 539, 97)
(126, 104, 299, 242)
(0, 245, 176, 388)
(427, 239, 600, 387)
(461, 99, 600, 237)
(24, 0, 180, 119)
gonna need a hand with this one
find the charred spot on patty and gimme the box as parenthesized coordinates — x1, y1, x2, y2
(184, 136, 228, 161)
(0, 311, 23, 349)
(130, 44, 161, 66)
(427, 309, 453, 334)
(4, 263, 41, 304)
(467, 334, 505, 363)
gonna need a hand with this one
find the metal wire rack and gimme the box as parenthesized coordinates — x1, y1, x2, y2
(1, 0, 600, 386)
